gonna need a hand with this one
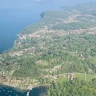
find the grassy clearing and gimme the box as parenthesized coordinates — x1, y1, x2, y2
(75, 73, 96, 81)
(56, 73, 96, 83)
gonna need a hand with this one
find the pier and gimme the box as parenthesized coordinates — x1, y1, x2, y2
(26, 86, 32, 96)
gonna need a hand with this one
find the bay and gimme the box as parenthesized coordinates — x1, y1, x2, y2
(0, 85, 27, 96)
(0, 85, 47, 96)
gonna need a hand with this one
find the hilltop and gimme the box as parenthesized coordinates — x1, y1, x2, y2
(0, 3, 96, 89)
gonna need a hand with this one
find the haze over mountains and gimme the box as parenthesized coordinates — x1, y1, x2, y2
(1, 0, 96, 9)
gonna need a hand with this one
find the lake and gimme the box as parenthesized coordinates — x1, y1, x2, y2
(0, 0, 95, 53)
(0, 7, 41, 53)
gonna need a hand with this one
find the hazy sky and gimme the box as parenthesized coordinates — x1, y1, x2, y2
(0, 0, 96, 9)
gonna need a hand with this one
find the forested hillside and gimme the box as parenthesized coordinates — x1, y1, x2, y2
(47, 78, 96, 96)
(0, 3, 96, 89)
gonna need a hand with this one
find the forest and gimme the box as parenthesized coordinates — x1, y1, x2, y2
(46, 78, 96, 96)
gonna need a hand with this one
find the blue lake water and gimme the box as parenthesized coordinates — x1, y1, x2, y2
(0, 85, 27, 96)
(0, 8, 41, 53)
(0, 0, 95, 53)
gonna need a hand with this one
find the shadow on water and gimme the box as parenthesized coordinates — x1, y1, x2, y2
(29, 86, 47, 96)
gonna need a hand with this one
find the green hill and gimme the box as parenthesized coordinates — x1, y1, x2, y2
(0, 2, 96, 89)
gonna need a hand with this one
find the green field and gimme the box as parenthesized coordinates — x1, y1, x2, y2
(56, 73, 96, 83)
